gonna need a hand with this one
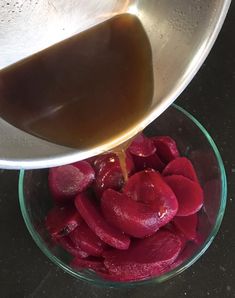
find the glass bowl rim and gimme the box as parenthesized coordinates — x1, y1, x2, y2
(18, 104, 227, 287)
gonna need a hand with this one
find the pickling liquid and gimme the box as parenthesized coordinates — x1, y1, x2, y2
(0, 13, 153, 151)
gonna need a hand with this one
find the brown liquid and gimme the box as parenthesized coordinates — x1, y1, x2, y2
(113, 138, 134, 182)
(0, 14, 153, 149)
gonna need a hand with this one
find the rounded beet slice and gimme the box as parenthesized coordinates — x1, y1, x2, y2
(45, 205, 82, 238)
(151, 136, 179, 163)
(164, 222, 187, 249)
(75, 192, 130, 250)
(93, 152, 134, 197)
(132, 153, 165, 172)
(103, 230, 182, 281)
(173, 214, 198, 240)
(93, 153, 134, 174)
(163, 157, 199, 182)
(165, 175, 204, 216)
(69, 222, 106, 256)
(169, 242, 198, 270)
(101, 189, 177, 238)
(94, 165, 123, 198)
(128, 133, 156, 157)
(49, 161, 95, 203)
(102, 190, 160, 238)
(123, 170, 179, 208)
(56, 236, 89, 258)
(70, 256, 105, 272)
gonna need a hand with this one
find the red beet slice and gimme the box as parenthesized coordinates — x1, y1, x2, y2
(163, 157, 198, 182)
(56, 236, 89, 258)
(101, 188, 177, 238)
(165, 175, 204, 216)
(194, 211, 211, 245)
(71, 256, 105, 272)
(49, 161, 95, 203)
(75, 192, 130, 250)
(132, 153, 165, 172)
(169, 242, 198, 270)
(151, 136, 179, 163)
(173, 214, 198, 240)
(103, 230, 182, 281)
(164, 222, 187, 249)
(45, 205, 82, 238)
(69, 222, 106, 256)
(123, 170, 179, 208)
(93, 153, 134, 197)
(128, 133, 156, 157)
(93, 153, 134, 174)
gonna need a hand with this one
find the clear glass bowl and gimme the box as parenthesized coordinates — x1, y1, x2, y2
(18, 104, 227, 287)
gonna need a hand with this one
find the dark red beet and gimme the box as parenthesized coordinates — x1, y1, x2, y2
(128, 133, 156, 157)
(93, 153, 134, 174)
(71, 256, 105, 272)
(48, 161, 95, 203)
(173, 214, 198, 240)
(163, 157, 198, 182)
(56, 236, 89, 258)
(45, 205, 82, 238)
(101, 189, 178, 238)
(165, 175, 203, 216)
(103, 230, 182, 281)
(93, 153, 134, 197)
(164, 222, 187, 249)
(84, 156, 97, 166)
(69, 222, 106, 256)
(169, 242, 198, 270)
(123, 170, 179, 207)
(132, 153, 165, 172)
(194, 211, 211, 245)
(75, 192, 130, 250)
(151, 136, 179, 163)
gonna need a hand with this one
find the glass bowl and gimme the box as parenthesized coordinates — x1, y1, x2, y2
(18, 104, 227, 287)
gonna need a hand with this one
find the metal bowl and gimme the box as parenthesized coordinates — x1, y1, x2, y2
(0, 0, 231, 169)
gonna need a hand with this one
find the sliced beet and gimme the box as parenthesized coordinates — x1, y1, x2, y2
(169, 242, 198, 270)
(164, 222, 187, 249)
(70, 256, 105, 272)
(45, 205, 82, 238)
(132, 153, 165, 172)
(123, 170, 178, 207)
(48, 161, 95, 203)
(75, 192, 130, 250)
(93, 152, 134, 197)
(93, 153, 134, 174)
(165, 175, 204, 216)
(102, 190, 160, 238)
(128, 133, 156, 157)
(194, 211, 211, 245)
(101, 189, 177, 238)
(56, 236, 89, 258)
(151, 136, 179, 163)
(69, 222, 106, 256)
(103, 230, 182, 281)
(163, 157, 198, 182)
(173, 214, 198, 240)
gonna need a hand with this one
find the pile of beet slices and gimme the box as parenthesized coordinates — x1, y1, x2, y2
(45, 134, 204, 282)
